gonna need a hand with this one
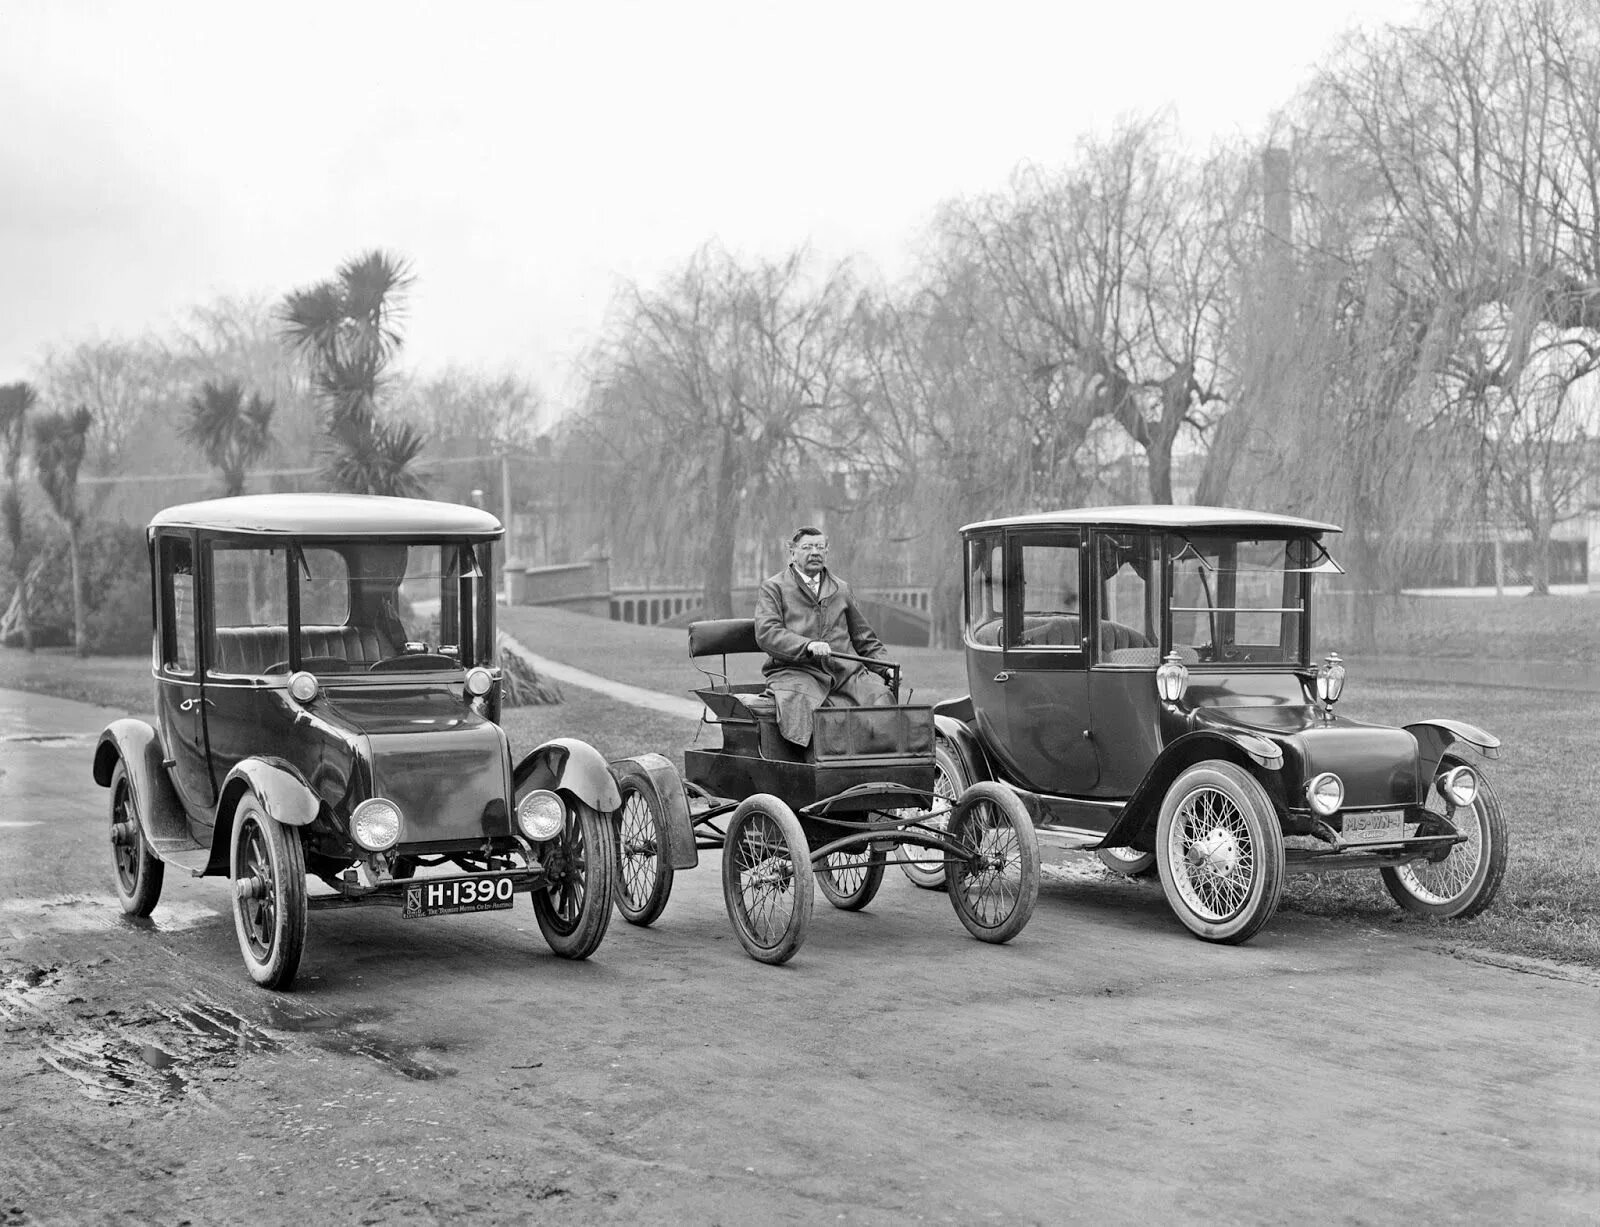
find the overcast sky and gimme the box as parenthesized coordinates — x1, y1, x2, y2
(1, 0, 1417, 406)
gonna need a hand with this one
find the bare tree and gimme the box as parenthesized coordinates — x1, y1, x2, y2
(0, 382, 37, 650)
(31, 406, 94, 655)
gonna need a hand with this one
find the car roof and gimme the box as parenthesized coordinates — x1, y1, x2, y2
(149, 493, 504, 538)
(961, 504, 1342, 534)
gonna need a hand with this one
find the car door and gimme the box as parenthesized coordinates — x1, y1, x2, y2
(995, 529, 1097, 793)
(153, 531, 215, 823)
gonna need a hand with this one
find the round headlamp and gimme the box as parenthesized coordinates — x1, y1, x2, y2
(288, 671, 320, 703)
(465, 667, 494, 697)
(516, 789, 567, 842)
(1438, 765, 1478, 809)
(351, 798, 403, 851)
(1306, 771, 1344, 817)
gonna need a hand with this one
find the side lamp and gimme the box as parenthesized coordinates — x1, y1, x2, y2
(1316, 652, 1347, 706)
(1156, 651, 1190, 703)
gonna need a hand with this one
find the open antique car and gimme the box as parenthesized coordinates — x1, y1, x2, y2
(92, 493, 619, 989)
(927, 506, 1507, 944)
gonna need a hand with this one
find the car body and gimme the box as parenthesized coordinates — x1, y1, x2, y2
(93, 493, 619, 989)
(932, 505, 1507, 943)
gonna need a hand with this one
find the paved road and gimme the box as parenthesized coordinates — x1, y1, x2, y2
(2, 688, 1598, 1225)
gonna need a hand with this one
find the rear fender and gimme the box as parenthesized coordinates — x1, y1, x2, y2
(1097, 729, 1282, 853)
(1404, 719, 1501, 776)
(515, 737, 623, 815)
(206, 758, 322, 876)
(933, 712, 993, 785)
(93, 719, 186, 842)
(610, 752, 698, 869)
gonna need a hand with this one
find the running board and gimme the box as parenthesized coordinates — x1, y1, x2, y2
(1036, 824, 1109, 852)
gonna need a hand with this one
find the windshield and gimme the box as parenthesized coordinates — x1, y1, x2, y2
(206, 538, 493, 676)
(1167, 535, 1321, 665)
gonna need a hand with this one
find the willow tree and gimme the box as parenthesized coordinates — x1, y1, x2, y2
(0, 382, 37, 650)
(31, 406, 94, 656)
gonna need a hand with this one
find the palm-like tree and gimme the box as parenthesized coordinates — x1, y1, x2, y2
(0, 382, 38, 651)
(280, 250, 428, 495)
(181, 379, 276, 497)
(31, 406, 94, 656)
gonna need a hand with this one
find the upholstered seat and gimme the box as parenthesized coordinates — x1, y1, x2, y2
(210, 624, 395, 675)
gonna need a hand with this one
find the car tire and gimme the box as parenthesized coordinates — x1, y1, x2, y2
(612, 762, 676, 927)
(1155, 760, 1284, 944)
(1380, 754, 1507, 919)
(532, 800, 616, 959)
(722, 794, 813, 965)
(230, 795, 308, 990)
(109, 761, 164, 918)
(1096, 845, 1156, 878)
(895, 738, 968, 889)
(815, 848, 887, 911)
(945, 782, 1041, 944)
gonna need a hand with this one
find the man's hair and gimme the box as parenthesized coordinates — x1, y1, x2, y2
(789, 525, 825, 544)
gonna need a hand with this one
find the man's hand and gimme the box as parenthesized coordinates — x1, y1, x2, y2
(806, 640, 832, 659)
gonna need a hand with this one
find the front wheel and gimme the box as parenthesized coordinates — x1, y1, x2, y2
(1381, 755, 1507, 919)
(722, 794, 813, 965)
(109, 762, 164, 917)
(612, 762, 676, 927)
(230, 797, 308, 990)
(815, 848, 887, 911)
(1155, 761, 1284, 944)
(895, 739, 967, 889)
(532, 800, 617, 959)
(945, 782, 1040, 944)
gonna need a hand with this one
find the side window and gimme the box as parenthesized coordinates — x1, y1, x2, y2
(209, 545, 289, 676)
(1095, 533, 1160, 662)
(964, 535, 1005, 646)
(1013, 536, 1081, 649)
(298, 547, 350, 626)
(159, 536, 196, 674)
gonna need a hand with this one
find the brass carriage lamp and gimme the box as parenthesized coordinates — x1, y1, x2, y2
(1156, 651, 1190, 703)
(1316, 652, 1347, 707)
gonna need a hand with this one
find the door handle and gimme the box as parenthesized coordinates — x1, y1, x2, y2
(993, 671, 1011, 683)
(179, 697, 214, 712)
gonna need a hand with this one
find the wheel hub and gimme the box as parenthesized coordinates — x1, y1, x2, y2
(1187, 826, 1241, 876)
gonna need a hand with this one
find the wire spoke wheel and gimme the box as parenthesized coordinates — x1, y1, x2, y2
(945, 782, 1039, 943)
(721, 794, 812, 965)
(815, 847, 886, 911)
(1381, 754, 1507, 919)
(895, 739, 967, 889)
(533, 800, 616, 958)
(613, 765, 675, 926)
(1156, 761, 1283, 945)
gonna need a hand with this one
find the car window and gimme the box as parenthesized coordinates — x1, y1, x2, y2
(1013, 537, 1081, 649)
(159, 535, 195, 673)
(1095, 533, 1159, 662)
(212, 546, 288, 628)
(297, 547, 350, 624)
(965, 536, 1004, 646)
(1168, 535, 1307, 664)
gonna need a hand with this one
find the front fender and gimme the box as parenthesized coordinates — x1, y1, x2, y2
(610, 753, 698, 870)
(1097, 729, 1282, 853)
(93, 719, 186, 844)
(1404, 719, 1501, 775)
(204, 758, 322, 877)
(515, 737, 623, 814)
(933, 712, 993, 785)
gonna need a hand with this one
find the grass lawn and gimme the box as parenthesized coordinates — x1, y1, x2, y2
(6, 604, 1597, 969)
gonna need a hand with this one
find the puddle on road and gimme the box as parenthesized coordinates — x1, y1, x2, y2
(0, 894, 223, 934)
(263, 1000, 442, 1081)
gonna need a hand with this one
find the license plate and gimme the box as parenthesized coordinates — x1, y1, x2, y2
(1341, 811, 1406, 844)
(402, 874, 516, 919)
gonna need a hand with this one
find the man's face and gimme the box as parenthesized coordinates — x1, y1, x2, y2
(790, 534, 829, 576)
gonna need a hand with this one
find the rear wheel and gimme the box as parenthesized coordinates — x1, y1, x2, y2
(230, 796, 308, 990)
(815, 848, 886, 911)
(1155, 761, 1283, 944)
(1381, 754, 1507, 919)
(613, 763, 676, 926)
(109, 762, 164, 917)
(533, 800, 616, 959)
(945, 782, 1040, 944)
(1096, 845, 1156, 878)
(722, 794, 813, 965)
(895, 739, 967, 889)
